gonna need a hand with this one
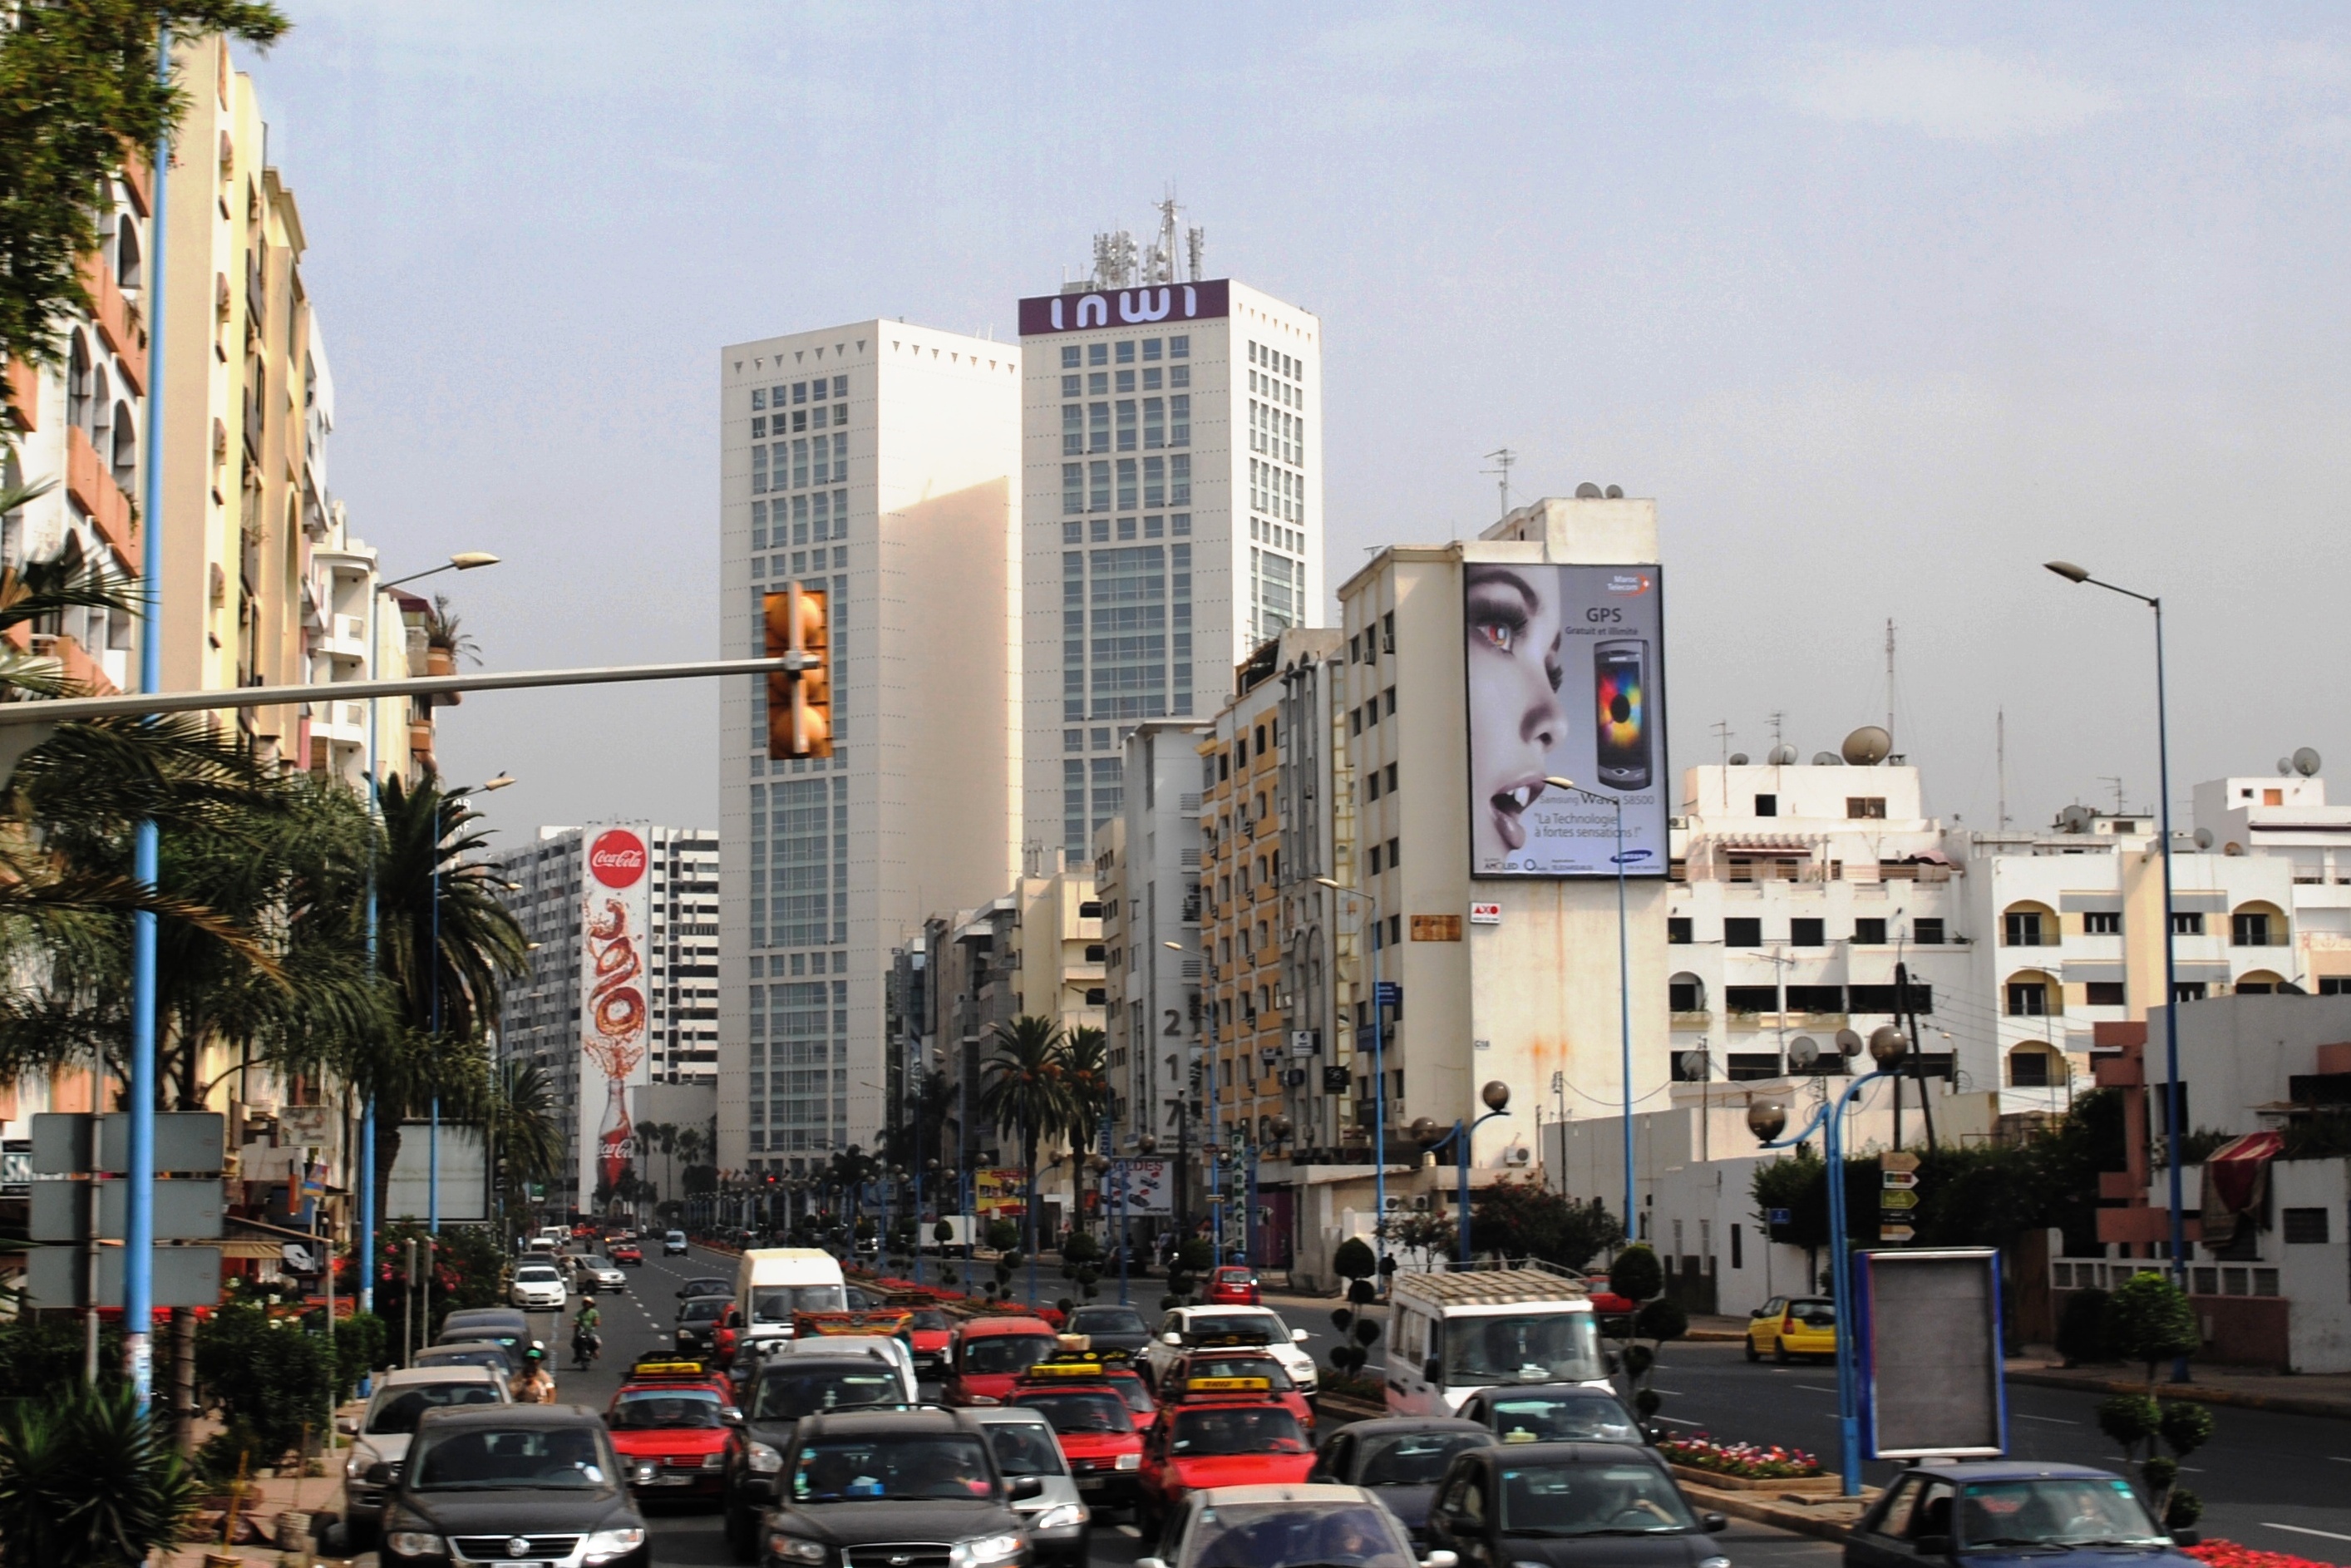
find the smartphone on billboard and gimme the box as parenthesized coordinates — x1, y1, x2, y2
(1594, 639, 1651, 791)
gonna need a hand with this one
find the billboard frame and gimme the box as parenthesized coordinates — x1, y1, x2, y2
(1854, 1245, 2009, 1460)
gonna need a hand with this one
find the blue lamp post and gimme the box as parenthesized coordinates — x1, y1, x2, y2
(1543, 778, 1636, 1241)
(1412, 1082, 1513, 1265)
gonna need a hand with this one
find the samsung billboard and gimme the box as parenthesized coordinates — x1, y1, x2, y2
(1464, 562, 1670, 878)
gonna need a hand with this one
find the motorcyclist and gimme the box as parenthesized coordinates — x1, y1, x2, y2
(515, 1344, 556, 1403)
(572, 1300, 603, 1367)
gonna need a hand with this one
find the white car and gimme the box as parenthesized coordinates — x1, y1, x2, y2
(338, 1366, 507, 1539)
(509, 1261, 568, 1309)
(580, 1259, 628, 1293)
(1142, 1305, 1318, 1393)
(664, 1230, 689, 1255)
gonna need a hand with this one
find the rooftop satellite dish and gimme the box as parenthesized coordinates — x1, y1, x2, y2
(1813, 751, 1841, 766)
(2295, 747, 2322, 777)
(2058, 804, 2092, 832)
(1841, 726, 1892, 766)
(2194, 826, 2215, 850)
(2279, 757, 2294, 776)
(1678, 1049, 1709, 1081)
(1788, 1036, 1820, 1070)
(1604, 484, 1624, 499)
(1835, 1028, 1864, 1058)
(1575, 481, 1604, 499)
(1767, 743, 1798, 766)
(1728, 752, 1750, 766)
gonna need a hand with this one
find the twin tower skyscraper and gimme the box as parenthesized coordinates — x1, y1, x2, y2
(715, 264, 1325, 1171)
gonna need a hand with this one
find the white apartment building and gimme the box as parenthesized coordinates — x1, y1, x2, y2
(1018, 264, 1324, 865)
(490, 827, 720, 1211)
(2194, 770, 2351, 993)
(1102, 721, 1210, 1157)
(717, 322, 1022, 1173)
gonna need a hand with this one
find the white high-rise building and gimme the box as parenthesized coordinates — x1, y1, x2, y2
(717, 322, 1023, 1176)
(1018, 257, 1323, 865)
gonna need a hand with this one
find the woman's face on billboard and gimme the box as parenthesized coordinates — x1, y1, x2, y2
(1465, 565, 1566, 863)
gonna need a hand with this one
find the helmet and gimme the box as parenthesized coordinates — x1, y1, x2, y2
(525, 1346, 543, 1362)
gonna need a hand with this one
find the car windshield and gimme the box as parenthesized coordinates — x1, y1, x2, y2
(1185, 1501, 1414, 1568)
(1181, 1354, 1293, 1389)
(411, 1426, 609, 1490)
(1171, 1406, 1307, 1456)
(1184, 1314, 1279, 1345)
(416, 1349, 511, 1374)
(789, 1435, 996, 1502)
(987, 1423, 1067, 1477)
(514, 1267, 560, 1284)
(1071, 1307, 1147, 1334)
(1356, 1431, 1493, 1487)
(368, 1383, 501, 1433)
(1957, 1479, 2168, 1548)
(682, 1298, 730, 1322)
(1444, 1313, 1604, 1386)
(1111, 1374, 1156, 1413)
(1486, 1393, 1641, 1444)
(611, 1390, 726, 1430)
(752, 1284, 846, 1324)
(683, 1279, 730, 1296)
(1013, 1389, 1135, 1434)
(963, 1334, 1057, 1375)
(1787, 1301, 1836, 1328)
(1498, 1462, 1697, 1535)
(752, 1367, 904, 1421)
(911, 1310, 950, 1331)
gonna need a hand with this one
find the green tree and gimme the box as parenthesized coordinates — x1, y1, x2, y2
(0, 1, 290, 376)
(978, 1015, 1072, 1289)
(2103, 1272, 2201, 1387)
(1468, 1181, 1624, 1270)
(0, 1381, 198, 1568)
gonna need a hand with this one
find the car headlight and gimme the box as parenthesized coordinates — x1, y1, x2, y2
(1514, 1561, 1550, 1568)
(748, 1440, 784, 1473)
(1115, 1452, 1141, 1471)
(345, 1445, 376, 1479)
(962, 1393, 1000, 1406)
(1697, 1558, 1730, 1568)
(770, 1536, 828, 1564)
(1034, 1504, 1088, 1531)
(584, 1526, 646, 1564)
(385, 1531, 445, 1557)
(702, 1451, 727, 1469)
(949, 1534, 1024, 1567)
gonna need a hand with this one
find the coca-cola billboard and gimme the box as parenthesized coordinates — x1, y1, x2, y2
(577, 821, 653, 1211)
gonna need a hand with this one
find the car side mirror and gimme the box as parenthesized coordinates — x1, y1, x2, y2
(1913, 1536, 1953, 1558)
(1292, 1329, 1309, 1343)
(2171, 1531, 2201, 1549)
(1422, 1356, 1443, 1383)
(1701, 1513, 1727, 1534)
(335, 1417, 359, 1437)
(1422, 1553, 1459, 1568)
(1163, 1332, 1183, 1346)
(1008, 1476, 1045, 1501)
(722, 1407, 743, 1424)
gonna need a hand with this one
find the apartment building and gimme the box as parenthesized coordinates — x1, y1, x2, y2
(717, 322, 1022, 1173)
(490, 826, 720, 1215)
(1101, 721, 1211, 1157)
(1018, 239, 1325, 867)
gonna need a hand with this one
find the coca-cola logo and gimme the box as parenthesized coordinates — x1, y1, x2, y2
(589, 829, 647, 888)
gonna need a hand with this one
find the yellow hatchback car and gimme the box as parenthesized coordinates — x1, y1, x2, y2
(1745, 1296, 1839, 1363)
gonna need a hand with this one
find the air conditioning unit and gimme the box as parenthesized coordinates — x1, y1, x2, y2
(1504, 1147, 1533, 1167)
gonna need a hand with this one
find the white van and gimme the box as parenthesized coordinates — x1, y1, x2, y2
(1385, 1262, 1609, 1415)
(735, 1247, 848, 1344)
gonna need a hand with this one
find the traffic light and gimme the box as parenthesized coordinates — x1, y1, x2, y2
(763, 583, 830, 758)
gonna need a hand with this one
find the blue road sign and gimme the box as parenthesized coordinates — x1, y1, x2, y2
(1375, 981, 1402, 1006)
(1768, 1207, 1792, 1225)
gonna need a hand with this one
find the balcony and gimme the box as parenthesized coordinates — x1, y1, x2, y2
(66, 426, 138, 570)
(27, 632, 117, 697)
(79, 253, 147, 394)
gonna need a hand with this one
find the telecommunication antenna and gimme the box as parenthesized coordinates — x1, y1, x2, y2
(1149, 189, 1181, 284)
(1885, 619, 1897, 751)
(1186, 224, 1205, 281)
(2099, 776, 2127, 815)
(1482, 448, 1517, 517)
(1712, 720, 1732, 767)
(1997, 708, 2010, 830)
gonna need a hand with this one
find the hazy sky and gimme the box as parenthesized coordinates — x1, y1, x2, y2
(239, 3, 2351, 851)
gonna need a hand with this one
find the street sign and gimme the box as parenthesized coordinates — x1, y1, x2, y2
(1767, 1207, 1792, 1225)
(1881, 1171, 1919, 1191)
(30, 1177, 223, 1241)
(1289, 1029, 1319, 1057)
(25, 1245, 223, 1308)
(1880, 1150, 1921, 1175)
(1879, 1189, 1920, 1211)
(1321, 1065, 1350, 1093)
(1469, 902, 1501, 925)
(1374, 981, 1402, 1007)
(1877, 1224, 1916, 1243)
(31, 1112, 224, 1175)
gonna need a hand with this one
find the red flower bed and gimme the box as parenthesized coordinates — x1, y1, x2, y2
(1656, 1432, 1825, 1480)
(2186, 1542, 2333, 1568)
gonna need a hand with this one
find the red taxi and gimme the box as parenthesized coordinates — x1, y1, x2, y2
(907, 1305, 954, 1380)
(1161, 1348, 1313, 1433)
(1205, 1266, 1261, 1306)
(1105, 1363, 1158, 1432)
(1136, 1374, 1314, 1531)
(609, 1240, 644, 1266)
(944, 1314, 1058, 1407)
(1008, 1358, 1146, 1510)
(604, 1357, 740, 1501)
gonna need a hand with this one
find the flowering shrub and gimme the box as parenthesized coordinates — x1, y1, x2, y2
(1656, 1432, 1825, 1479)
(2186, 1543, 2331, 1568)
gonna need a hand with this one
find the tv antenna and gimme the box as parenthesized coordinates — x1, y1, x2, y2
(2099, 776, 2127, 815)
(1998, 707, 2010, 829)
(1712, 719, 1733, 767)
(1483, 448, 1517, 517)
(1885, 619, 1897, 752)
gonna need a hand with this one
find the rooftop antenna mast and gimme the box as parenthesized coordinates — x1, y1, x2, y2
(1712, 720, 1732, 767)
(1885, 619, 1897, 752)
(1149, 188, 1181, 284)
(1997, 708, 2011, 829)
(1482, 448, 1517, 518)
(2099, 776, 2127, 816)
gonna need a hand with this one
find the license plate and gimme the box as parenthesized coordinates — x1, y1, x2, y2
(647, 1474, 694, 1487)
(1077, 1477, 1106, 1491)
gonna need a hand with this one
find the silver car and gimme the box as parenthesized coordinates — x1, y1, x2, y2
(971, 1406, 1090, 1568)
(337, 1366, 507, 1543)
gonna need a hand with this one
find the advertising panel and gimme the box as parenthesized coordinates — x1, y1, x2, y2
(1018, 279, 1230, 337)
(1101, 1158, 1174, 1217)
(578, 823, 653, 1210)
(974, 1166, 1030, 1218)
(1463, 563, 1669, 878)
(1856, 1247, 2008, 1458)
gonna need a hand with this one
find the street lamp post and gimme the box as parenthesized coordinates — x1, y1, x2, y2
(1544, 779, 1636, 1242)
(1412, 1082, 1512, 1265)
(1311, 879, 1388, 1278)
(2044, 561, 2191, 1361)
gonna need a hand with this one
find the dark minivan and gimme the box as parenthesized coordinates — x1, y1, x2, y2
(745, 1408, 1041, 1567)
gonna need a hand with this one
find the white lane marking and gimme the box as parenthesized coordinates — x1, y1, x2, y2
(2265, 1525, 2351, 1545)
(1649, 1388, 1686, 1396)
(2015, 1415, 2079, 1426)
(1116, 1526, 1141, 1539)
(1795, 1386, 1838, 1393)
(1650, 1416, 1703, 1427)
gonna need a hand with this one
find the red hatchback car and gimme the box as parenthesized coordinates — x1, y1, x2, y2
(943, 1314, 1059, 1406)
(609, 1241, 643, 1266)
(1205, 1266, 1260, 1306)
(604, 1368, 739, 1501)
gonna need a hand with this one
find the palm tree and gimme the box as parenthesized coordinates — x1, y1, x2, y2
(978, 1015, 1072, 1280)
(1058, 1026, 1111, 1235)
(489, 1060, 564, 1230)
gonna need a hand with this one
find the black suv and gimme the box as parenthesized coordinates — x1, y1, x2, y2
(723, 1349, 918, 1555)
(744, 1408, 1039, 1568)
(374, 1403, 649, 1568)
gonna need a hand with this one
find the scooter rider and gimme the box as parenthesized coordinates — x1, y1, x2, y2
(572, 1299, 602, 1368)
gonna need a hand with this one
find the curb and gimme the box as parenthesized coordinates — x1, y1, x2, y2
(1678, 1480, 1872, 1544)
(2004, 1368, 2351, 1423)
(1685, 1329, 1743, 1342)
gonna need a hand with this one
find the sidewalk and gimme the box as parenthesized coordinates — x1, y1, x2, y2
(163, 1398, 365, 1568)
(2003, 1356, 2351, 1421)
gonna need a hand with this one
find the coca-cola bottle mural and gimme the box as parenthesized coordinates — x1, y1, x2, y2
(580, 827, 650, 1206)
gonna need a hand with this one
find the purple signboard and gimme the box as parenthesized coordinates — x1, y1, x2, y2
(1018, 279, 1230, 337)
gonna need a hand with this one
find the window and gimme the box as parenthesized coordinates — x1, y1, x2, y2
(1754, 794, 1778, 816)
(1171, 394, 1190, 446)
(1061, 346, 1080, 368)
(1115, 339, 1134, 364)
(2007, 982, 2049, 1017)
(2233, 911, 2274, 946)
(2284, 1208, 2331, 1245)
(2170, 910, 2206, 935)
(1847, 796, 1887, 819)
(1669, 979, 1703, 1011)
(1170, 334, 1189, 357)
(1087, 402, 1109, 453)
(2008, 1049, 2052, 1088)
(2322, 977, 2351, 996)
(1062, 403, 1082, 456)
(1088, 460, 1110, 513)
(1790, 918, 1825, 948)
(1062, 463, 1082, 516)
(1170, 454, 1190, 503)
(1667, 917, 1692, 944)
(1724, 985, 1778, 1013)
(1785, 984, 1845, 1013)
(1144, 397, 1164, 448)
(1853, 918, 1886, 945)
(1913, 919, 1945, 944)
(2004, 910, 2047, 947)
(2174, 981, 2208, 1003)
(1723, 917, 1762, 948)
(1116, 399, 1136, 451)
(2087, 982, 2127, 1007)
(1089, 343, 1107, 367)
(2084, 910, 2122, 934)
